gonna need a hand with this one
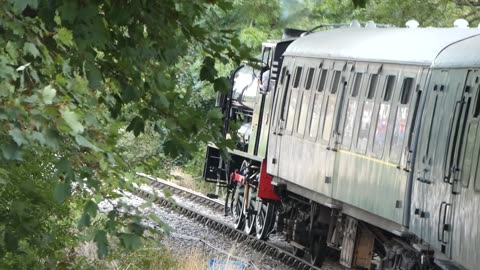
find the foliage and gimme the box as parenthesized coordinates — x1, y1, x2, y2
(0, 148, 77, 269)
(359, 0, 466, 27)
(73, 238, 177, 270)
(0, 0, 246, 267)
(276, 0, 468, 30)
(3, 0, 480, 267)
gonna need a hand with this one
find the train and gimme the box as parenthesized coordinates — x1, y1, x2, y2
(202, 21, 480, 270)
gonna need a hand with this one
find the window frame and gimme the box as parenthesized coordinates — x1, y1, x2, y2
(370, 71, 399, 159)
(320, 68, 344, 144)
(295, 65, 317, 137)
(354, 72, 381, 154)
(285, 64, 305, 135)
(306, 67, 328, 142)
(389, 73, 418, 164)
(341, 71, 365, 150)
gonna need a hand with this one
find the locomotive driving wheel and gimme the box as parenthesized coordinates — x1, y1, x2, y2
(232, 183, 245, 230)
(244, 187, 257, 235)
(255, 198, 274, 240)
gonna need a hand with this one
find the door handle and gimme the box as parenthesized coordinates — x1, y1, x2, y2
(437, 202, 451, 244)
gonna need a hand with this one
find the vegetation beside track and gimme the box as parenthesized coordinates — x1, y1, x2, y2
(2, 0, 480, 268)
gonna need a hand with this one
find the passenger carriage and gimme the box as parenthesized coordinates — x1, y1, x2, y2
(204, 24, 480, 269)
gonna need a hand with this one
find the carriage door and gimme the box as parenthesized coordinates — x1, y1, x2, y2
(447, 70, 480, 265)
(267, 58, 293, 176)
(324, 62, 352, 185)
(411, 70, 453, 255)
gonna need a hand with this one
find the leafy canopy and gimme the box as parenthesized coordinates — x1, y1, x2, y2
(0, 0, 247, 267)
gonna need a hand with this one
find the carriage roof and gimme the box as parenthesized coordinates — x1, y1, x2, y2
(284, 28, 480, 67)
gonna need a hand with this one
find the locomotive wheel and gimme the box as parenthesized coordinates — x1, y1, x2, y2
(244, 188, 257, 235)
(310, 233, 327, 267)
(255, 198, 274, 240)
(232, 183, 245, 230)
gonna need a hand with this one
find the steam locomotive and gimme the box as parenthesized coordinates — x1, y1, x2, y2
(203, 21, 480, 269)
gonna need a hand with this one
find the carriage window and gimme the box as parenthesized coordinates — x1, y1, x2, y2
(331, 71, 341, 94)
(323, 96, 337, 141)
(352, 73, 362, 97)
(286, 89, 299, 132)
(400, 77, 414, 104)
(475, 149, 480, 192)
(367, 74, 378, 99)
(297, 92, 310, 135)
(309, 94, 323, 138)
(462, 123, 477, 187)
(357, 101, 374, 153)
(293, 67, 303, 88)
(305, 68, 315, 90)
(390, 107, 409, 162)
(373, 103, 391, 156)
(280, 67, 287, 85)
(473, 87, 480, 118)
(280, 73, 291, 121)
(383, 75, 396, 102)
(317, 69, 328, 92)
(343, 100, 358, 148)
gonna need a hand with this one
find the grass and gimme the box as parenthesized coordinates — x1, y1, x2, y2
(72, 239, 254, 270)
(169, 167, 226, 199)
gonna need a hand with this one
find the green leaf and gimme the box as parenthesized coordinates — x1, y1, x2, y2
(58, 2, 79, 23)
(86, 62, 102, 88)
(5, 232, 18, 252)
(54, 27, 74, 47)
(106, 210, 117, 233)
(121, 85, 139, 102)
(78, 212, 91, 228)
(56, 158, 75, 180)
(31, 131, 46, 145)
(63, 110, 84, 134)
(54, 181, 71, 203)
(94, 230, 108, 258)
(75, 135, 101, 152)
(6, 41, 19, 60)
(42, 85, 57, 104)
(119, 233, 142, 250)
(43, 128, 60, 150)
(23, 93, 39, 103)
(126, 116, 145, 137)
(199, 57, 217, 82)
(128, 222, 144, 235)
(23, 42, 41, 59)
(62, 58, 71, 76)
(9, 128, 27, 146)
(0, 56, 16, 79)
(0, 168, 8, 185)
(206, 108, 223, 121)
(84, 201, 98, 218)
(153, 93, 170, 109)
(1, 143, 22, 160)
(213, 77, 231, 94)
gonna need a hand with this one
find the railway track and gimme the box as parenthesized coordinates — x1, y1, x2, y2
(134, 173, 342, 270)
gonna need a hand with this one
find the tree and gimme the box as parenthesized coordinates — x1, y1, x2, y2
(1, 0, 245, 266)
(454, 0, 480, 25)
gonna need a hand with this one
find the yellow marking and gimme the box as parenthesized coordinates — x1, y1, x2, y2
(337, 149, 398, 168)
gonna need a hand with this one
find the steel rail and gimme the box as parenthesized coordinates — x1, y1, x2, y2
(134, 173, 326, 270)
